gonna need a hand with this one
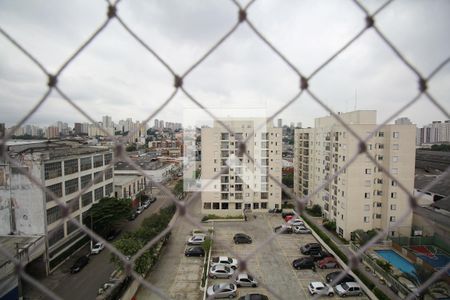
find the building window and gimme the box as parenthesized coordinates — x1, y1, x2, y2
(253, 203, 259, 209)
(64, 159, 78, 175)
(261, 202, 267, 209)
(48, 225, 64, 247)
(376, 202, 382, 207)
(221, 193, 229, 200)
(105, 183, 113, 196)
(235, 203, 242, 209)
(364, 192, 370, 199)
(94, 187, 104, 201)
(204, 202, 211, 209)
(93, 155, 103, 168)
(94, 172, 103, 184)
(67, 197, 80, 212)
(81, 192, 93, 207)
(393, 132, 400, 138)
(364, 204, 370, 211)
(44, 162, 62, 180)
(104, 153, 113, 165)
(105, 168, 113, 180)
(392, 156, 399, 163)
(393, 144, 399, 150)
(261, 192, 268, 199)
(391, 168, 398, 174)
(377, 155, 384, 161)
(364, 216, 369, 223)
(47, 206, 62, 225)
(391, 180, 397, 186)
(391, 192, 397, 199)
(46, 183, 63, 202)
(80, 174, 92, 189)
(212, 202, 220, 209)
(390, 204, 397, 210)
(390, 216, 396, 222)
(365, 168, 371, 174)
(67, 216, 80, 234)
(378, 132, 384, 137)
(221, 203, 229, 209)
(80, 157, 92, 171)
(65, 178, 79, 195)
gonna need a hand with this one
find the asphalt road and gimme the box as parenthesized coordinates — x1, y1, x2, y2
(22, 181, 177, 300)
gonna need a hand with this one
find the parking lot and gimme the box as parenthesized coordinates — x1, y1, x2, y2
(208, 213, 369, 299)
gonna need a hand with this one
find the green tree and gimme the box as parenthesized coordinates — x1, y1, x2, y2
(353, 229, 378, 246)
(430, 144, 450, 152)
(111, 236, 153, 275)
(88, 197, 131, 235)
(402, 264, 437, 299)
(375, 259, 393, 273)
(282, 173, 294, 188)
(310, 204, 322, 217)
(126, 143, 137, 152)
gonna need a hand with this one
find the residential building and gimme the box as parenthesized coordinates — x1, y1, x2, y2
(394, 117, 412, 125)
(294, 110, 415, 240)
(0, 141, 114, 273)
(201, 119, 282, 215)
(416, 120, 450, 145)
(46, 126, 59, 139)
(277, 118, 282, 128)
(114, 174, 146, 208)
(0, 123, 5, 138)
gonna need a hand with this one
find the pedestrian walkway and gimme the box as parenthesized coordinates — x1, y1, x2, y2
(303, 212, 401, 300)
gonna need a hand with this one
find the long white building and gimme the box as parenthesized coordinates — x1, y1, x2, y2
(201, 119, 282, 215)
(294, 111, 415, 240)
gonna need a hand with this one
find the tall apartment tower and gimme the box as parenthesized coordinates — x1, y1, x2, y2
(201, 119, 282, 215)
(294, 111, 415, 240)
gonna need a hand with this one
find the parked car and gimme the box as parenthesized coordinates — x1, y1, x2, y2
(235, 273, 258, 287)
(136, 206, 144, 214)
(142, 200, 151, 209)
(268, 208, 282, 213)
(97, 281, 116, 296)
(300, 243, 322, 255)
(149, 196, 156, 203)
(308, 281, 334, 297)
(211, 256, 239, 269)
(318, 257, 339, 269)
(187, 235, 206, 245)
(70, 256, 89, 273)
(233, 233, 252, 244)
(292, 257, 316, 270)
(185, 246, 205, 257)
(281, 210, 296, 219)
(106, 229, 121, 241)
(209, 264, 234, 279)
(311, 250, 333, 261)
(284, 215, 295, 222)
(90, 242, 105, 255)
(238, 293, 269, 300)
(273, 225, 292, 234)
(207, 283, 237, 299)
(287, 219, 304, 227)
(292, 225, 311, 234)
(128, 212, 137, 221)
(335, 282, 363, 297)
(325, 271, 355, 285)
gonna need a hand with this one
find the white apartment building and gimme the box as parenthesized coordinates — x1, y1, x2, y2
(0, 142, 114, 273)
(294, 111, 415, 240)
(416, 120, 450, 146)
(201, 119, 282, 216)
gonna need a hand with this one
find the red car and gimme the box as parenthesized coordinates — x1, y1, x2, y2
(284, 215, 294, 222)
(318, 256, 339, 269)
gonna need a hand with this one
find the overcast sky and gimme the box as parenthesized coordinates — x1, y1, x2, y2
(0, 0, 449, 129)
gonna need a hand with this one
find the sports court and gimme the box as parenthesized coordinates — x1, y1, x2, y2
(407, 245, 450, 275)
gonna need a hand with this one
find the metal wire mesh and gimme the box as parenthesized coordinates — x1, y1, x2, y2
(0, 0, 449, 299)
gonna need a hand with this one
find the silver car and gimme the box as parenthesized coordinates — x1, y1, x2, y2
(209, 264, 234, 279)
(206, 283, 237, 299)
(335, 282, 363, 297)
(235, 273, 258, 287)
(292, 225, 311, 234)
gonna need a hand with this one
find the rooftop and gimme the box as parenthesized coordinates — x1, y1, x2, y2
(115, 156, 169, 171)
(114, 174, 142, 186)
(6, 141, 110, 160)
(416, 150, 450, 172)
(0, 235, 44, 267)
(415, 172, 450, 197)
(431, 195, 450, 212)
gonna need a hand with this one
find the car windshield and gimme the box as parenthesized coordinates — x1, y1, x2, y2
(341, 282, 349, 289)
(226, 258, 232, 263)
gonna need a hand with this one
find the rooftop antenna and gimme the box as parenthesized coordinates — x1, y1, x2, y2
(354, 89, 358, 111)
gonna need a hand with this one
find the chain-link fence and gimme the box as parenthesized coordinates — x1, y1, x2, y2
(0, 0, 449, 299)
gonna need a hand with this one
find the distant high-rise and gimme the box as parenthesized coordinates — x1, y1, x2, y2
(0, 123, 5, 138)
(159, 120, 164, 129)
(154, 119, 159, 128)
(46, 126, 59, 139)
(102, 115, 112, 129)
(277, 118, 282, 128)
(394, 117, 412, 125)
(296, 122, 302, 128)
(416, 120, 450, 145)
(74, 123, 83, 135)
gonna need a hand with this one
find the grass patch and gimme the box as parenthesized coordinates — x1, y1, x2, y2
(201, 214, 243, 222)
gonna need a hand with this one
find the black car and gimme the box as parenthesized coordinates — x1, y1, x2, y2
(310, 250, 333, 261)
(325, 271, 355, 285)
(70, 256, 89, 273)
(238, 294, 269, 300)
(106, 229, 121, 241)
(185, 246, 205, 257)
(233, 233, 252, 244)
(128, 213, 137, 221)
(273, 225, 292, 234)
(300, 243, 322, 255)
(149, 196, 157, 203)
(292, 257, 316, 270)
(268, 208, 282, 213)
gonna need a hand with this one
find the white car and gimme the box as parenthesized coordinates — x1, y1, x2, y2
(136, 206, 144, 214)
(235, 273, 258, 287)
(187, 235, 206, 245)
(211, 256, 239, 269)
(206, 283, 237, 299)
(308, 281, 334, 297)
(292, 225, 311, 234)
(91, 242, 105, 255)
(287, 219, 304, 226)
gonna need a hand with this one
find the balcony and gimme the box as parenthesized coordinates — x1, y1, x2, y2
(221, 176, 229, 183)
(235, 184, 243, 191)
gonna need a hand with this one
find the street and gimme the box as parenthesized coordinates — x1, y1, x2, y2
(22, 181, 178, 300)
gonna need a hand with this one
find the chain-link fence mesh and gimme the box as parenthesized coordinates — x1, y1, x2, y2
(0, 0, 449, 299)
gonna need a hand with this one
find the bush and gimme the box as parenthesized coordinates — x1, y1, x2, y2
(309, 204, 322, 217)
(201, 214, 243, 221)
(282, 202, 295, 209)
(323, 219, 337, 231)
